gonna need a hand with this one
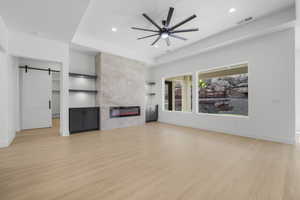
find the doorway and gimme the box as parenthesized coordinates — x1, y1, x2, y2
(18, 57, 61, 134)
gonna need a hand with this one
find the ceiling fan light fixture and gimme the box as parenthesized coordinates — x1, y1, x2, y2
(161, 32, 169, 39)
(132, 7, 198, 46)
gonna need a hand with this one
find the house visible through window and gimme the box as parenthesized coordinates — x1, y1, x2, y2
(198, 64, 248, 116)
(164, 75, 192, 112)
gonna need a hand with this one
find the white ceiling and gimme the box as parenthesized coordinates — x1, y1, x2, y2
(0, 0, 294, 63)
(73, 0, 294, 64)
(0, 0, 91, 41)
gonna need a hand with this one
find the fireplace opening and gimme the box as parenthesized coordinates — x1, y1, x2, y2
(110, 106, 141, 118)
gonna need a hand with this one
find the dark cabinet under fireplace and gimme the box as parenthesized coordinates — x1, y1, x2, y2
(69, 107, 100, 134)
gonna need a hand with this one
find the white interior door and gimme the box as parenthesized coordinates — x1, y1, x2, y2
(21, 69, 52, 130)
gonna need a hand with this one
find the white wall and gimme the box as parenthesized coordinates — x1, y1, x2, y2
(296, 50, 300, 133)
(0, 54, 19, 147)
(70, 50, 95, 74)
(69, 92, 96, 108)
(69, 49, 96, 107)
(149, 29, 295, 144)
(52, 72, 60, 118)
(0, 16, 7, 51)
(0, 50, 9, 147)
(7, 56, 20, 132)
(0, 16, 8, 147)
(0, 16, 19, 147)
(296, 1, 300, 134)
(18, 57, 62, 71)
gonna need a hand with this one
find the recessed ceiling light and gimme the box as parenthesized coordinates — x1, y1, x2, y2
(112, 27, 117, 32)
(229, 8, 236, 13)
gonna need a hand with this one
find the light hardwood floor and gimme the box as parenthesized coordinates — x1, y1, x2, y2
(1, 120, 300, 200)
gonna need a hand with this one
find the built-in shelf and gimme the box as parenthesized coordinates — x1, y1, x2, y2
(147, 82, 156, 85)
(69, 73, 97, 79)
(146, 82, 156, 97)
(69, 89, 98, 94)
(52, 90, 60, 93)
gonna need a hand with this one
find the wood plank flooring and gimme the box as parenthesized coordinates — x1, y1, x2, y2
(0, 120, 300, 200)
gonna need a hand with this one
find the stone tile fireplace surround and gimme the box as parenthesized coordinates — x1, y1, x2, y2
(95, 53, 146, 130)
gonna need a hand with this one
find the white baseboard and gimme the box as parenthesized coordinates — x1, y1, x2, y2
(159, 121, 295, 144)
(0, 141, 9, 148)
(0, 133, 16, 148)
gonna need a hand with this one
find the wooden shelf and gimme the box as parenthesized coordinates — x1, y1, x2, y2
(69, 73, 97, 79)
(69, 89, 98, 94)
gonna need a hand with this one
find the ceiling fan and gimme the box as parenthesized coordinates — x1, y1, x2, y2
(132, 7, 199, 47)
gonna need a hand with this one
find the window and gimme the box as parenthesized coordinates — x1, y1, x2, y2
(198, 64, 248, 116)
(164, 75, 192, 112)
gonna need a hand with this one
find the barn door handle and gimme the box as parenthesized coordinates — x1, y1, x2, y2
(49, 100, 51, 110)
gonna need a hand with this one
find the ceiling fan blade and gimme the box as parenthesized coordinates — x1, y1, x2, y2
(169, 14, 197, 31)
(131, 27, 159, 33)
(166, 7, 174, 27)
(142, 13, 162, 31)
(166, 37, 171, 46)
(151, 35, 161, 46)
(138, 34, 160, 40)
(170, 34, 187, 41)
(170, 28, 199, 34)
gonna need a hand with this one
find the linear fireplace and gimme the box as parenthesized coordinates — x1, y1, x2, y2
(110, 106, 141, 118)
